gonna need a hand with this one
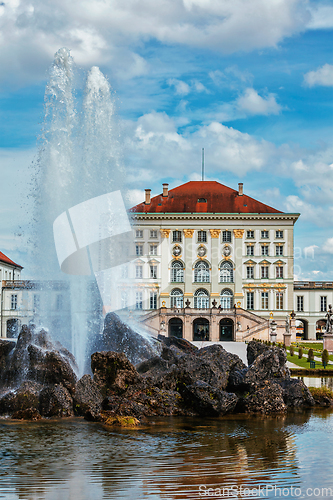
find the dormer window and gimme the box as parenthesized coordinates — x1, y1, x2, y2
(198, 198, 207, 203)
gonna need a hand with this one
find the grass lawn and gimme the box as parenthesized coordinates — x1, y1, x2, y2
(286, 353, 333, 370)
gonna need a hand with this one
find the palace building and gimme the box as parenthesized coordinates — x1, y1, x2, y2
(128, 180, 300, 342)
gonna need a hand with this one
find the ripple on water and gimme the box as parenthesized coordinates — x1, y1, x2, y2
(0, 411, 332, 499)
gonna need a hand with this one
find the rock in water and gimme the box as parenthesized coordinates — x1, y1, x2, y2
(90, 313, 161, 365)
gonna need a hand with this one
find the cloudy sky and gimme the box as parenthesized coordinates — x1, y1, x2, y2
(1, 0, 333, 279)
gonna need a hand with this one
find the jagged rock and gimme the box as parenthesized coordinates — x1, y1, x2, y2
(181, 380, 238, 416)
(158, 335, 198, 355)
(0, 389, 39, 415)
(277, 379, 315, 407)
(196, 344, 247, 390)
(238, 381, 287, 414)
(244, 347, 290, 385)
(0, 325, 78, 393)
(136, 356, 170, 378)
(89, 313, 161, 365)
(74, 374, 103, 416)
(27, 346, 77, 394)
(160, 345, 181, 364)
(12, 408, 41, 420)
(0, 340, 16, 373)
(247, 340, 271, 365)
(39, 385, 74, 417)
(91, 351, 141, 396)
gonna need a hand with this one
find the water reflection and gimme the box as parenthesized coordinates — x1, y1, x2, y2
(292, 375, 333, 388)
(0, 411, 332, 500)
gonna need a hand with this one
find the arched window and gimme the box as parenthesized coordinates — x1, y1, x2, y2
(170, 288, 184, 308)
(220, 289, 233, 309)
(170, 261, 184, 282)
(220, 261, 233, 283)
(194, 261, 210, 283)
(194, 289, 209, 309)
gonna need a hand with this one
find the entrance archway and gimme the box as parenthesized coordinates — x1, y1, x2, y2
(219, 318, 234, 341)
(316, 319, 326, 339)
(193, 318, 209, 341)
(6, 318, 19, 338)
(168, 318, 183, 338)
(296, 319, 308, 340)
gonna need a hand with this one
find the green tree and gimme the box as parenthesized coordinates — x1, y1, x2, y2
(307, 348, 314, 362)
(298, 347, 303, 359)
(322, 349, 329, 367)
(290, 346, 294, 357)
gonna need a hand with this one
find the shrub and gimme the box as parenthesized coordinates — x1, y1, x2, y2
(298, 347, 303, 359)
(309, 386, 333, 399)
(322, 349, 329, 366)
(307, 348, 314, 362)
(290, 346, 294, 357)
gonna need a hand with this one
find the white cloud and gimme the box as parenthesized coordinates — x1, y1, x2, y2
(323, 238, 333, 254)
(304, 64, 333, 87)
(167, 79, 191, 96)
(236, 88, 282, 116)
(307, 4, 333, 29)
(0, 0, 312, 86)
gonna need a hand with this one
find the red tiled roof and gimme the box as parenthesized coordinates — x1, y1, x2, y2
(0, 251, 23, 269)
(130, 181, 282, 214)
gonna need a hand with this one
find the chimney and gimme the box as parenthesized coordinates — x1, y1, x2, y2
(238, 183, 243, 196)
(162, 183, 169, 197)
(145, 189, 151, 205)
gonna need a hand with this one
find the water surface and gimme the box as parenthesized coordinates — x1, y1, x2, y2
(0, 411, 332, 499)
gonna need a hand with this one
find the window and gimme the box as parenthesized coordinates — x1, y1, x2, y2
(246, 266, 254, 279)
(261, 292, 269, 310)
(135, 292, 143, 310)
(220, 261, 233, 283)
(276, 230, 284, 239)
(56, 294, 63, 310)
(121, 291, 128, 309)
(261, 245, 269, 256)
(172, 230, 182, 243)
(197, 230, 207, 243)
(135, 244, 143, 256)
(220, 289, 233, 309)
(194, 261, 210, 283)
(261, 266, 269, 279)
(321, 296, 327, 312)
(150, 230, 158, 239)
(246, 245, 254, 256)
(222, 231, 232, 243)
(150, 292, 157, 309)
(194, 289, 209, 309)
(11, 294, 17, 310)
(297, 296, 304, 312)
(276, 292, 284, 310)
(247, 230, 254, 239)
(150, 265, 157, 279)
(247, 292, 254, 310)
(149, 244, 158, 255)
(276, 245, 283, 256)
(276, 266, 283, 279)
(135, 265, 143, 279)
(170, 289, 184, 308)
(170, 261, 184, 282)
(135, 230, 143, 238)
(261, 230, 269, 239)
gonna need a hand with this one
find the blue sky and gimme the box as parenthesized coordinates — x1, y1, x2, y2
(1, 0, 333, 279)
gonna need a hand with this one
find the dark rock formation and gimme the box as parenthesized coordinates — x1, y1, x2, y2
(237, 381, 287, 414)
(74, 374, 103, 416)
(89, 313, 161, 365)
(1, 325, 78, 392)
(181, 381, 238, 416)
(158, 335, 198, 355)
(277, 379, 314, 408)
(39, 385, 74, 417)
(91, 351, 141, 395)
(247, 340, 271, 365)
(244, 347, 290, 385)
